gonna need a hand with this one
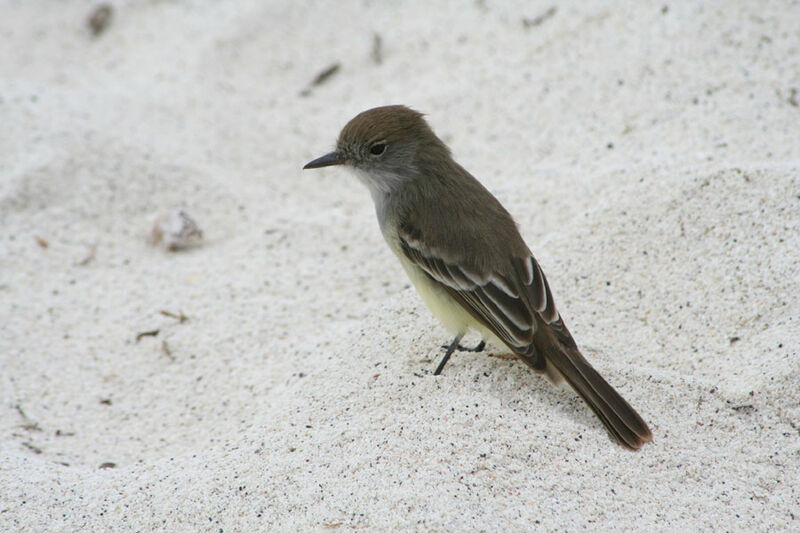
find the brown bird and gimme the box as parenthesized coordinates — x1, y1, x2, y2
(304, 105, 653, 449)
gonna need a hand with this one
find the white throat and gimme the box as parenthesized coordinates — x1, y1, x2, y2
(349, 166, 405, 232)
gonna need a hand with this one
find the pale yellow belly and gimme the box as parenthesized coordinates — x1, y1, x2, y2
(399, 259, 473, 334)
(396, 255, 509, 350)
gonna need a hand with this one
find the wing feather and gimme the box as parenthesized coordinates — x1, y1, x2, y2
(398, 231, 559, 353)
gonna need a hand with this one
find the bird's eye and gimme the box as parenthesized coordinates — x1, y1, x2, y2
(369, 142, 386, 156)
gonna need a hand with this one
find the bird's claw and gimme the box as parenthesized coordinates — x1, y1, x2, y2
(439, 340, 486, 353)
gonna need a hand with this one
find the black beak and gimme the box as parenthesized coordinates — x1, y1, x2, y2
(303, 151, 346, 169)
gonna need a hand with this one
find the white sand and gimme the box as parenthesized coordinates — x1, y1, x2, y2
(2, 1, 798, 530)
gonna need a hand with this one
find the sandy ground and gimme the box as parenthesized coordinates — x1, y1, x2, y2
(2, 1, 799, 530)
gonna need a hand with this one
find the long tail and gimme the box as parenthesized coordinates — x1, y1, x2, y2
(527, 318, 653, 450)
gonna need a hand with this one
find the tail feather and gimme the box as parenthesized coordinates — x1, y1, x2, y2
(528, 318, 653, 450)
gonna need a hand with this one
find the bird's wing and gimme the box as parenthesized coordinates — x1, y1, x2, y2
(398, 231, 559, 353)
(400, 227, 653, 449)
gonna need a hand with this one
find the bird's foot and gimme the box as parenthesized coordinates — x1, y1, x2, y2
(439, 340, 486, 353)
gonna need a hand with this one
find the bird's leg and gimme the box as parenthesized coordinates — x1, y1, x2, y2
(434, 334, 463, 375)
(439, 340, 486, 353)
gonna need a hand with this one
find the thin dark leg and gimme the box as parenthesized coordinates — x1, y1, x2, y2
(434, 334, 463, 376)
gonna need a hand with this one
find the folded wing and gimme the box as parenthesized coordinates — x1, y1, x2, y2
(398, 231, 558, 355)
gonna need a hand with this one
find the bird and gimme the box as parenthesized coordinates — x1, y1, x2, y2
(303, 105, 652, 449)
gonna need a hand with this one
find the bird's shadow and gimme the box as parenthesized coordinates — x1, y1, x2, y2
(420, 346, 613, 443)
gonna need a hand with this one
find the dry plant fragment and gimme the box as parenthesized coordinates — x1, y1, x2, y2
(371, 34, 383, 64)
(88, 4, 113, 37)
(310, 63, 340, 87)
(522, 6, 557, 28)
(135, 329, 160, 342)
(76, 243, 97, 266)
(300, 63, 341, 96)
(160, 310, 188, 323)
(162, 340, 175, 360)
